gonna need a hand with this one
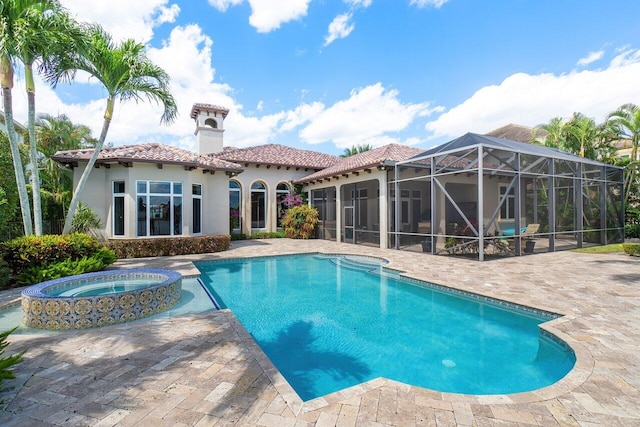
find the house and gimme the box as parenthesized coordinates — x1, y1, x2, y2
(53, 103, 625, 260)
(0, 110, 27, 143)
(485, 123, 548, 143)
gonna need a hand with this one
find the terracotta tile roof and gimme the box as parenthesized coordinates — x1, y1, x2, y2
(190, 103, 229, 119)
(485, 123, 548, 143)
(296, 144, 424, 183)
(52, 143, 243, 173)
(213, 144, 339, 169)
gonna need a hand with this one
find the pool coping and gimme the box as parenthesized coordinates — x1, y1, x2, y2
(196, 251, 593, 416)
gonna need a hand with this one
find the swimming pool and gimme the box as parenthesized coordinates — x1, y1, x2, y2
(196, 254, 575, 401)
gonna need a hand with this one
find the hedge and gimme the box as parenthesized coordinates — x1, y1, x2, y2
(17, 248, 117, 286)
(251, 231, 286, 239)
(623, 243, 640, 256)
(106, 235, 230, 258)
(1, 233, 101, 275)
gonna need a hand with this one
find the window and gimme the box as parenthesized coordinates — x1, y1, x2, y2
(113, 181, 125, 236)
(204, 118, 218, 128)
(276, 183, 291, 228)
(500, 185, 515, 219)
(229, 180, 241, 231)
(192, 184, 202, 234)
(137, 181, 183, 236)
(251, 182, 266, 229)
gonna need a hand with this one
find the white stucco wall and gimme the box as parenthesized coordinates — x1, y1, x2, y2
(73, 162, 229, 238)
(232, 166, 314, 235)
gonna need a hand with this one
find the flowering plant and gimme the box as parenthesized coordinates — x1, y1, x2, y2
(282, 194, 304, 209)
(281, 205, 318, 239)
(229, 208, 240, 229)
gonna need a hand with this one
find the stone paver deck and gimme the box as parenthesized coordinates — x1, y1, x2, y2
(0, 239, 639, 426)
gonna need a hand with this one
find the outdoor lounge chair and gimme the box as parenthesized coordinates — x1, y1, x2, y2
(508, 223, 540, 252)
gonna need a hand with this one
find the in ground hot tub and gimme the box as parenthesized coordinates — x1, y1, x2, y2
(21, 269, 182, 330)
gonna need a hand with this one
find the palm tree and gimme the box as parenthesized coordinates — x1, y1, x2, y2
(36, 113, 95, 155)
(564, 113, 598, 158)
(340, 144, 373, 158)
(533, 117, 567, 150)
(45, 24, 178, 234)
(607, 103, 640, 203)
(0, 0, 40, 235)
(0, 0, 80, 235)
(36, 114, 96, 216)
(15, 2, 82, 235)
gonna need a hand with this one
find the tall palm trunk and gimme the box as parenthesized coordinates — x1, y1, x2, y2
(1, 56, 33, 235)
(25, 63, 43, 235)
(63, 96, 114, 234)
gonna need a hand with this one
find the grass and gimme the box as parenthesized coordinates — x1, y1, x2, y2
(573, 243, 624, 254)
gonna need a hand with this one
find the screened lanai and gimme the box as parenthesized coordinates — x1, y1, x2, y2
(389, 133, 625, 260)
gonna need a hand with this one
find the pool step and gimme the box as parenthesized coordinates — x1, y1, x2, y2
(326, 256, 400, 279)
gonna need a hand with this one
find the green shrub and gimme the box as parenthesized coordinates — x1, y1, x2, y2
(16, 248, 116, 286)
(70, 202, 102, 234)
(1, 233, 101, 276)
(623, 243, 640, 256)
(281, 205, 319, 239)
(0, 327, 26, 392)
(0, 258, 10, 290)
(230, 233, 247, 241)
(106, 235, 230, 258)
(251, 231, 286, 239)
(625, 223, 640, 239)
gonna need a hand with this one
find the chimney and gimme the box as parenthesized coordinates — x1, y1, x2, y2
(190, 103, 229, 154)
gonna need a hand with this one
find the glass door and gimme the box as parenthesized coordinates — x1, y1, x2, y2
(343, 206, 355, 243)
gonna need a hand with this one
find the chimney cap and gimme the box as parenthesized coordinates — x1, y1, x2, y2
(190, 103, 229, 119)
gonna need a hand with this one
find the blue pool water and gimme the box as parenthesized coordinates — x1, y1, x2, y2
(196, 254, 575, 401)
(51, 278, 160, 297)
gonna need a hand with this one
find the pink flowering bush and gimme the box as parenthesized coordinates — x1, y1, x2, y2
(282, 194, 304, 209)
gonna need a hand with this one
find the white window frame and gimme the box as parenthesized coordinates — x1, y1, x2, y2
(251, 181, 267, 230)
(499, 184, 515, 220)
(192, 183, 202, 235)
(112, 181, 125, 236)
(136, 180, 183, 237)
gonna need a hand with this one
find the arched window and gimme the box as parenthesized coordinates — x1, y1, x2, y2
(276, 183, 291, 228)
(204, 118, 218, 129)
(229, 180, 241, 232)
(251, 182, 267, 229)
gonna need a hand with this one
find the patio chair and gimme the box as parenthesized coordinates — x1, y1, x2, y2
(508, 223, 540, 252)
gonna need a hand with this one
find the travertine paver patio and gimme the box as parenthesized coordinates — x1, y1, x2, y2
(0, 239, 639, 426)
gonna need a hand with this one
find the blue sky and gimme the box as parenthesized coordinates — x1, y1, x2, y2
(10, 0, 640, 155)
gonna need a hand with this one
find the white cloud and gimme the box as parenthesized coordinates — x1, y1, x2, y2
(410, 0, 450, 8)
(299, 83, 442, 149)
(323, 0, 373, 46)
(207, 0, 243, 12)
(577, 50, 604, 66)
(346, 0, 373, 7)
(248, 0, 312, 32)
(207, 0, 311, 33)
(280, 102, 325, 132)
(610, 47, 640, 68)
(156, 3, 180, 24)
(60, 0, 180, 43)
(425, 50, 640, 139)
(324, 13, 355, 47)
